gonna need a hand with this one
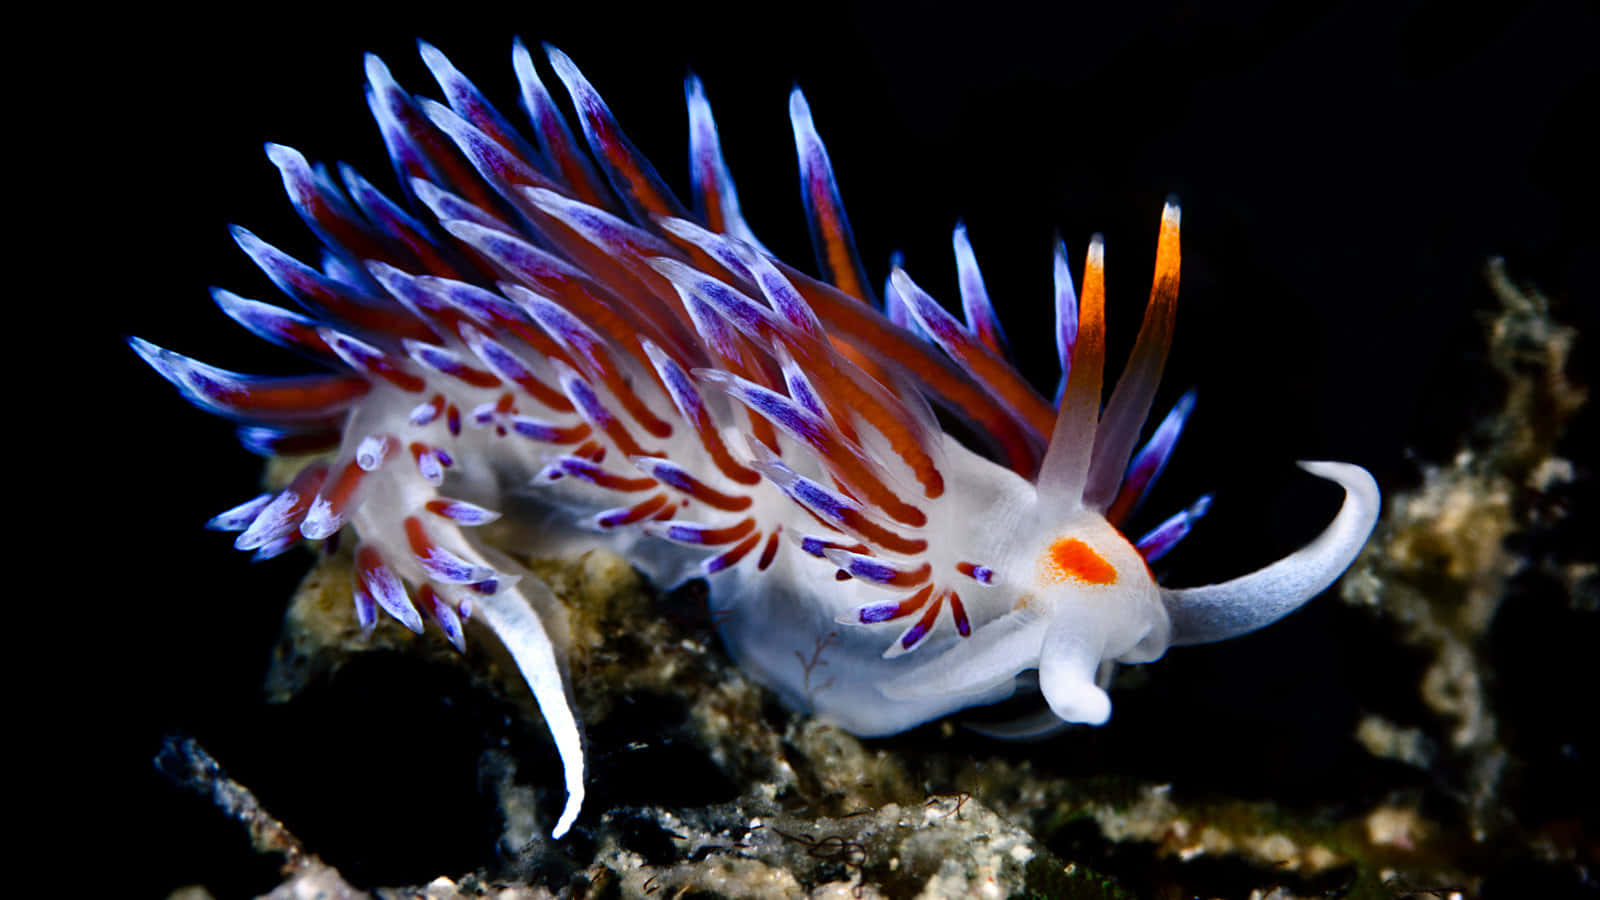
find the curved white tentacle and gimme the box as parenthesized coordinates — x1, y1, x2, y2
(1160, 460, 1380, 647)
(474, 584, 585, 839)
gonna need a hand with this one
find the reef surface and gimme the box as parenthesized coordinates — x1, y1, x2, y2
(156, 263, 1593, 899)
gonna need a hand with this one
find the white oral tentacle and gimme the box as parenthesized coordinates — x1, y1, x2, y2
(1037, 601, 1113, 725)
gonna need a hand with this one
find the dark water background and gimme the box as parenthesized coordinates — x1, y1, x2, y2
(77, 1, 1593, 894)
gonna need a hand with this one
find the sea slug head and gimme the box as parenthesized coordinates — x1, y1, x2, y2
(876, 492, 1182, 731)
(1020, 509, 1172, 726)
(887, 200, 1380, 733)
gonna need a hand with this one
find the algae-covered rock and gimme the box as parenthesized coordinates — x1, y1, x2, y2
(163, 261, 1592, 898)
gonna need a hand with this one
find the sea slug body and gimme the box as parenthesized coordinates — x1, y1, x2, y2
(132, 40, 1381, 839)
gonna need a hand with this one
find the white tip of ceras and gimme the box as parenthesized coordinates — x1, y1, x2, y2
(1162, 195, 1182, 228)
(262, 142, 309, 177)
(788, 85, 814, 132)
(684, 70, 707, 107)
(542, 43, 590, 100)
(298, 496, 341, 541)
(363, 52, 399, 92)
(355, 434, 396, 471)
(205, 494, 274, 532)
(125, 336, 180, 386)
(417, 96, 468, 139)
(1087, 233, 1105, 265)
(415, 39, 452, 79)
(510, 35, 536, 75)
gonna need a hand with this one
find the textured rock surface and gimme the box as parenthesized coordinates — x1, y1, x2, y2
(160, 264, 1592, 898)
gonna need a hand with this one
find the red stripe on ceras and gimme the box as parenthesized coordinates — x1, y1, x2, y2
(596, 367, 674, 441)
(578, 96, 680, 224)
(687, 282, 940, 511)
(278, 163, 393, 266)
(431, 353, 502, 389)
(549, 138, 611, 211)
(955, 561, 994, 584)
(517, 421, 592, 445)
(833, 507, 927, 557)
(281, 262, 438, 344)
(471, 222, 696, 389)
(364, 198, 465, 280)
(820, 440, 926, 529)
(897, 281, 1053, 481)
(685, 319, 785, 460)
(386, 83, 509, 221)
(693, 518, 758, 545)
(505, 366, 572, 413)
(902, 592, 946, 649)
(707, 530, 762, 572)
(757, 528, 782, 571)
(537, 226, 705, 372)
(787, 273, 1046, 476)
(786, 339, 943, 500)
(317, 458, 370, 524)
(568, 460, 657, 492)
(483, 316, 579, 411)
(690, 150, 726, 236)
(403, 515, 437, 560)
(577, 390, 650, 459)
(804, 167, 867, 304)
(947, 590, 971, 637)
(423, 498, 464, 519)
(876, 584, 936, 622)
(879, 562, 933, 588)
(244, 428, 342, 456)
(597, 492, 669, 528)
(496, 290, 676, 441)
(279, 461, 331, 526)
(725, 335, 933, 528)
(790, 501, 916, 557)
(328, 335, 428, 393)
(652, 464, 754, 513)
(526, 88, 611, 210)
(220, 375, 375, 417)
(653, 362, 760, 486)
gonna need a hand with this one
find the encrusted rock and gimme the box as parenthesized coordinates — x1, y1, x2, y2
(169, 260, 1591, 900)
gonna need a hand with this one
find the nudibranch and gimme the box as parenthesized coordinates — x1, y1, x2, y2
(132, 41, 1380, 839)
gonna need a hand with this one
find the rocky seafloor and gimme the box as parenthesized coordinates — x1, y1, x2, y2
(157, 263, 1595, 899)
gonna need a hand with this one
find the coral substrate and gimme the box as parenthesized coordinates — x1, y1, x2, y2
(160, 264, 1593, 899)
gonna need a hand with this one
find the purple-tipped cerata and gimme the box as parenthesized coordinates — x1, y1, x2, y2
(131, 41, 1379, 840)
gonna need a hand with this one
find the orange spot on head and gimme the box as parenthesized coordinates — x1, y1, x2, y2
(1045, 538, 1119, 586)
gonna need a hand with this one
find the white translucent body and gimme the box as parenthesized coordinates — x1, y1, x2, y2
(133, 42, 1384, 847)
(338, 340, 1379, 838)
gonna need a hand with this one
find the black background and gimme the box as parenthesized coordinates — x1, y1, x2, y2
(78, 0, 1593, 894)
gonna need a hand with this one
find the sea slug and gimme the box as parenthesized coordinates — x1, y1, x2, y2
(132, 40, 1381, 839)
